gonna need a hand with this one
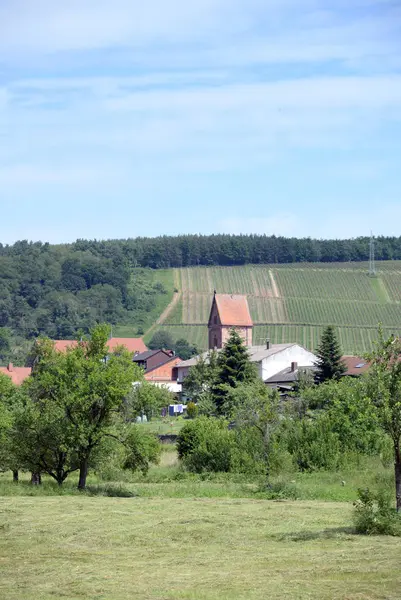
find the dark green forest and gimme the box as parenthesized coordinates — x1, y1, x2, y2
(1, 234, 401, 364)
(71, 233, 401, 267)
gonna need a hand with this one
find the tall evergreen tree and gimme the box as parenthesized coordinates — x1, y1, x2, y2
(212, 329, 257, 414)
(314, 326, 346, 383)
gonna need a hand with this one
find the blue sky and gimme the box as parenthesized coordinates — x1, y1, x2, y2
(0, 0, 400, 244)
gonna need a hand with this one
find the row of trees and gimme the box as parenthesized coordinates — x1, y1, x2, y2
(2, 234, 401, 272)
(0, 325, 168, 489)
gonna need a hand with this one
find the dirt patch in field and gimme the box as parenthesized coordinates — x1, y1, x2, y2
(157, 292, 181, 325)
(269, 270, 281, 298)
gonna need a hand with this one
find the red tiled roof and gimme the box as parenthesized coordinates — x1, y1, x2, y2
(53, 338, 147, 354)
(213, 294, 253, 327)
(342, 355, 370, 376)
(107, 338, 147, 353)
(53, 340, 78, 352)
(0, 364, 32, 385)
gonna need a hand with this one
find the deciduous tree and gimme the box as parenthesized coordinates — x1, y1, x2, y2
(366, 330, 401, 511)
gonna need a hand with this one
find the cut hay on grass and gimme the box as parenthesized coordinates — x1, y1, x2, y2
(1, 496, 401, 599)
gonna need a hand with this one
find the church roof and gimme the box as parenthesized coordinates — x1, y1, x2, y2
(210, 294, 253, 327)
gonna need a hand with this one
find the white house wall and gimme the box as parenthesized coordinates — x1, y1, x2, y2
(259, 346, 317, 381)
(178, 345, 317, 385)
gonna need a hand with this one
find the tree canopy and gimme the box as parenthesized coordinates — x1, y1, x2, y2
(314, 325, 346, 383)
(10, 324, 159, 489)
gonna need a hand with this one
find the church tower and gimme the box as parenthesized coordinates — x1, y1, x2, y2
(208, 292, 253, 349)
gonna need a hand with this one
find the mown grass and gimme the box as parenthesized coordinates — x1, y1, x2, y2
(0, 453, 394, 503)
(1, 452, 400, 599)
(1, 494, 401, 599)
(140, 417, 186, 435)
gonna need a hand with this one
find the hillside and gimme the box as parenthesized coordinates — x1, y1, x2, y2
(146, 261, 401, 354)
(2, 236, 401, 362)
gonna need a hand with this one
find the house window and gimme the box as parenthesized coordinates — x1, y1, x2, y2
(214, 335, 218, 348)
(214, 315, 217, 324)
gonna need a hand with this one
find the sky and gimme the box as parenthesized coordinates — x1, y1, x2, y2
(0, 0, 400, 244)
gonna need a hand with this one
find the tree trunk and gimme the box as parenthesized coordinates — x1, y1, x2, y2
(31, 472, 41, 485)
(12, 470, 18, 483)
(395, 456, 401, 513)
(78, 457, 89, 490)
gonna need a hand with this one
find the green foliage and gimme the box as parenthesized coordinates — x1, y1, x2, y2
(177, 417, 233, 473)
(120, 425, 161, 474)
(148, 330, 174, 351)
(212, 329, 257, 414)
(285, 416, 342, 472)
(174, 338, 198, 360)
(186, 401, 198, 419)
(314, 325, 346, 383)
(354, 488, 401, 536)
(13, 324, 146, 488)
(183, 351, 219, 406)
(0, 328, 11, 364)
(126, 382, 173, 421)
(323, 378, 383, 455)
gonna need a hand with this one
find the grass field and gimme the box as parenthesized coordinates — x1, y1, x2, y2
(1, 494, 401, 599)
(1, 448, 400, 599)
(151, 262, 401, 354)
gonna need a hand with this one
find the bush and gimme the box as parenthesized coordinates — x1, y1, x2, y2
(231, 426, 266, 476)
(177, 417, 234, 473)
(186, 402, 198, 419)
(286, 416, 341, 472)
(264, 478, 300, 500)
(353, 488, 401, 536)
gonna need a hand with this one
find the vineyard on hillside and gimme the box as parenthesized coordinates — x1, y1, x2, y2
(151, 262, 401, 354)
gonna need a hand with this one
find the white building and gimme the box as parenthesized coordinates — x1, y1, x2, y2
(176, 340, 317, 386)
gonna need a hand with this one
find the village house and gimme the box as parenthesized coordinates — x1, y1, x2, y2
(53, 337, 147, 354)
(132, 349, 175, 372)
(177, 293, 318, 387)
(133, 349, 183, 392)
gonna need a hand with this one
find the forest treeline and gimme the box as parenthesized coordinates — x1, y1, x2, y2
(0, 241, 168, 358)
(2, 234, 401, 270)
(71, 234, 401, 267)
(1, 234, 401, 360)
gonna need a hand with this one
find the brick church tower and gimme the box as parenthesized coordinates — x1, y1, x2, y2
(208, 292, 253, 350)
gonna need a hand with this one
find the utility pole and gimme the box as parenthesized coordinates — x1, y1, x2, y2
(369, 232, 376, 277)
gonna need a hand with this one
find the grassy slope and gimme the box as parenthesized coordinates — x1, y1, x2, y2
(1, 494, 401, 599)
(114, 269, 175, 338)
(154, 261, 401, 354)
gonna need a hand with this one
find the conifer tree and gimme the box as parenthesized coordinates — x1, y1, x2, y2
(314, 325, 346, 383)
(212, 329, 257, 414)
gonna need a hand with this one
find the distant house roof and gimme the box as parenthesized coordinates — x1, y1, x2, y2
(53, 340, 78, 352)
(265, 365, 316, 384)
(107, 338, 147, 354)
(133, 349, 173, 362)
(342, 355, 370, 377)
(209, 293, 253, 327)
(0, 363, 32, 385)
(53, 337, 147, 354)
(177, 343, 296, 368)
